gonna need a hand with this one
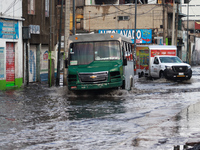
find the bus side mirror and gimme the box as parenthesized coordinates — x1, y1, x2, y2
(123, 57, 127, 66)
(65, 59, 68, 68)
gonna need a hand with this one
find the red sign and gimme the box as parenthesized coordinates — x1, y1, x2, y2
(150, 50, 176, 57)
(6, 43, 15, 82)
(195, 22, 200, 30)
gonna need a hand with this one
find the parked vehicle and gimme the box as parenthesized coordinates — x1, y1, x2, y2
(136, 45, 192, 80)
(65, 33, 134, 90)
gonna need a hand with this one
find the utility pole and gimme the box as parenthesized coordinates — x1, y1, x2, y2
(73, 0, 76, 35)
(89, 11, 91, 33)
(162, 0, 166, 44)
(175, 1, 179, 47)
(187, 2, 189, 63)
(26, 39, 29, 85)
(63, 0, 70, 86)
(133, 0, 137, 83)
(172, 0, 175, 45)
(49, 0, 55, 87)
(56, 0, 64, 86)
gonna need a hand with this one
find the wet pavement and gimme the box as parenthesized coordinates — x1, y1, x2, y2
(0, 66, 200, 150)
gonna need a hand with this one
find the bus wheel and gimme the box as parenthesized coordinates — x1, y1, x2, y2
(121, 80, 125, 89)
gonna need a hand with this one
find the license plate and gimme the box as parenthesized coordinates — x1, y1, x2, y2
(177, 75, 185, 77)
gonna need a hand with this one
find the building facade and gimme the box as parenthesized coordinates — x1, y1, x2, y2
(22, 0, 57, 83)
(181, 0, 200, 65)
(0, 0, 23, 90)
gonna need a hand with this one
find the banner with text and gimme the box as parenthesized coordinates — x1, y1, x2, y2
(0, 19, 19, 39)
(98, 29, 152, 44)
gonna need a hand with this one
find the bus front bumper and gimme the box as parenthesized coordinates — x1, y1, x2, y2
(68, 81, 122, 90)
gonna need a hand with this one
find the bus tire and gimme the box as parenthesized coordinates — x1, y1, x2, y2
(121, 80, 125, 89)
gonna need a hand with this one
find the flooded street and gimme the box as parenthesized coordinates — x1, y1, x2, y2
(1, 67, 200, 150)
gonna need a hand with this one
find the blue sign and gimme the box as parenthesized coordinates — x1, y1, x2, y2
(0, 19, 19, 39)
(98, 29, 152, 44)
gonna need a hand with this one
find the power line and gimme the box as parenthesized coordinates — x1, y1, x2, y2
(112, 4, 158, 16)
(5, 6, 22, 15)
(3, 0, 19, 15)
(84, 4, 162, 21)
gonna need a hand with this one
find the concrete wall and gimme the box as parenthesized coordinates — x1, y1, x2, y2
(0, 0, 22, 18)
(181, 0, 200, 21)
(83, 4, 165, 33)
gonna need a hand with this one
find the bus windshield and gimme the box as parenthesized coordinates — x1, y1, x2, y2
(69, 41, 120, 65)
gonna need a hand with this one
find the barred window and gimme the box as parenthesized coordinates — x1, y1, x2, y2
(118, 16, 130, 21)
(45, 0, 49, 17)
(28, 0, 35, 15)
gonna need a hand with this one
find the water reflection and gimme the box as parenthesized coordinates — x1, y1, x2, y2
(172, 102, 200, 149)
(67, 97, 126, 120)
(0, 84, 128, 127)
(0, 84, 136, 150)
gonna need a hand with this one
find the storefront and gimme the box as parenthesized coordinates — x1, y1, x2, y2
(0, 18, 23, 90)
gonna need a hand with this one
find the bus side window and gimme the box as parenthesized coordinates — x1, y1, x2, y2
(122, 44, 127, 66)
(70, 44, 76, 60)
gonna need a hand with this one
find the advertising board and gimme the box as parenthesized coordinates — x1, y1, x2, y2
(98, 29, 152, 44)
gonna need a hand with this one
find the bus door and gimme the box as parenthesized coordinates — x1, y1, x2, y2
(123, 42, 134, 90)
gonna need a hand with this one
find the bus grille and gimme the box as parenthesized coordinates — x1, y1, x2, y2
(79, 71, 108, 83)
(172, 66, 188, 72)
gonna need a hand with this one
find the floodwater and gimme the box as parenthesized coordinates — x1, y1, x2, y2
(0, 67, 200, 150)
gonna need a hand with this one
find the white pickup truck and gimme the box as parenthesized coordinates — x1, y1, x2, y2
(151, 55, 192, 80)
(136, 45, 192, 80)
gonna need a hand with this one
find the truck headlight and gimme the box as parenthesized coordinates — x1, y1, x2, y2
(188, 66, 191, 69)
(165, 66, 172, 70)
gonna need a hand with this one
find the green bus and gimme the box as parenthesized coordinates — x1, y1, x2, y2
(65, 33, 134, 90)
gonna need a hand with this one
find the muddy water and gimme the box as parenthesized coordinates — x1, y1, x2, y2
(0, 74, 200, 149)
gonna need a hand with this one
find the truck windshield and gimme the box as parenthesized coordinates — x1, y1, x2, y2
(69, 41, 120, 65)
(159, 56, 183, 63)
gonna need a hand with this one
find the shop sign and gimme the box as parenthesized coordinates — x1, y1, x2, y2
(98, 29, 152, 44)
(0, 19, 19, 39)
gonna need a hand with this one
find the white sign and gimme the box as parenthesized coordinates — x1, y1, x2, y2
(29, 25, 40, 34)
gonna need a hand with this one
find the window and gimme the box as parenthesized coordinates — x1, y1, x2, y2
(159, 57, 182, 63)
(69, 41, 121, 65)
(70, 42, 94, 65)
(28, 0, 35, 15)
(45, 0, 49, 17)
(118, 16, 130, 21)
(95, 41, 120, 61)
(154, 57, 159, 64)
(58, 0, 65, 5)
